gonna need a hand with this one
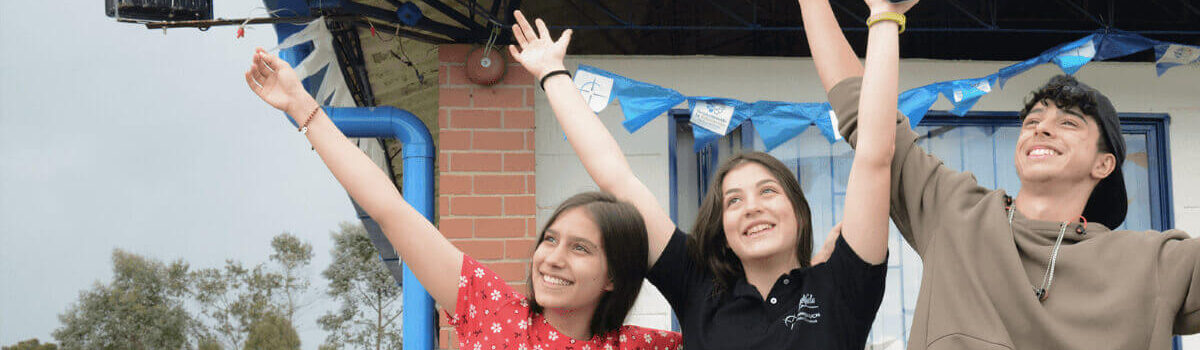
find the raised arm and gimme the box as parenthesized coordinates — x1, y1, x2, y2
(798, 0, 864, 93)
(508, 11, 675, 266)
(839, 0, 916, 264)
(245, 49, 464, 310)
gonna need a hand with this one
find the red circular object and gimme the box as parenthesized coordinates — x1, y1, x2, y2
(465, 46, 507, 86)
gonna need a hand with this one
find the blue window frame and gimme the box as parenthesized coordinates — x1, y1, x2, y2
(670, 110, 1178, 349)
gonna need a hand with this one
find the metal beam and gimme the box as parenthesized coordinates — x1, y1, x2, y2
(551, 24, 1200, 36)
(447, 0, 505, 26)
(946, 0, 995, 29)
(399, 0, 486, 33)
(317, 1, 474, 40)
(564, 0, 630, 54)
(581, 0, 630, 25)
(349, 20, 454, 44)
(703, 0, 754, 27)
(829, 1, 865, 24)
(135, 15, 319, 29)
(1053, 0, 1107, 27)
(1180, 0, 1200, 17)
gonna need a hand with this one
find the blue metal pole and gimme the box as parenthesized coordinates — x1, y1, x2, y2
(263, 1, 438, 348)
(325, 107, 437, 350)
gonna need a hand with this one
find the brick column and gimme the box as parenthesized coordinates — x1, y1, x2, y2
(435, 44, 538, 349)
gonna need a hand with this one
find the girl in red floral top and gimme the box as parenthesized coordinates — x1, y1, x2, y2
(245, 42, 681, 349)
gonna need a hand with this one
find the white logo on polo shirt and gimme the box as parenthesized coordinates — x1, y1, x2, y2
(783, 294, 822, 329)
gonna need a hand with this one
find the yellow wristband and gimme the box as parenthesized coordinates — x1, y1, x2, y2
(866, 12, 906, 34)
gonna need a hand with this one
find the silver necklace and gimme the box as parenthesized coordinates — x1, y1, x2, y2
(1006, 200, 1070, 302)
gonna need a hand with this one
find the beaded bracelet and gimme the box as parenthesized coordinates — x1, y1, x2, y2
(299, 105, 320, 135)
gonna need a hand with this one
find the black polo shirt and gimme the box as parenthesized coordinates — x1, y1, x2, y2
(647, 229, 886, 349)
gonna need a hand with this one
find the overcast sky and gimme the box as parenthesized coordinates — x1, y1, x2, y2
(1, 1, 361, 348)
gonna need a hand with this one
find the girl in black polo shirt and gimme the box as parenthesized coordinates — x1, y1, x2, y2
(509, 0, 914, 347)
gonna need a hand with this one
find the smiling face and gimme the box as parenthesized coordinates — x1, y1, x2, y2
(719, 162, 801, 263)
(1015, 100, 1114, 186)
(530, 207, 613, 312)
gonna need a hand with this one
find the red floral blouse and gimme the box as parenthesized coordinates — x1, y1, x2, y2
(446, 256, 682, 350)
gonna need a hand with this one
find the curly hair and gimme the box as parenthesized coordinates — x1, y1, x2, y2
(1019, 75, 1111, 153)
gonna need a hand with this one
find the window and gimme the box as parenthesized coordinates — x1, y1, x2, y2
(672, 111, 1177, 348)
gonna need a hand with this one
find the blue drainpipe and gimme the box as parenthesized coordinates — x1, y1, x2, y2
(263, 1, 437, 348)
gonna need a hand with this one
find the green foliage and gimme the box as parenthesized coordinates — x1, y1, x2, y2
(192, 232, 315, 350)
(2, 338, 58, 350)
(270, 232, 314, 322)
(317, 222, 403, 350)
(52, 249, 192, 350)
(196, 337, 223, 350)
(192, 260, 283, 349)
(243, 312, 300, 350)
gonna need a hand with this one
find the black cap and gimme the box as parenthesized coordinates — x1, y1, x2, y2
(1073, 80, 1127, 229)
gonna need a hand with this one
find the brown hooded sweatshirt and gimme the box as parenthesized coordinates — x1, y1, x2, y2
(831, 77, 1200, 349)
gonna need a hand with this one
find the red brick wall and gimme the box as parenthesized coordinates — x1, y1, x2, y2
(435, 44, 538, 349)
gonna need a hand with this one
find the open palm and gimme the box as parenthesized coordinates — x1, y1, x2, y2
(245, 48, 309, 114)
(508, 10, 572, 80)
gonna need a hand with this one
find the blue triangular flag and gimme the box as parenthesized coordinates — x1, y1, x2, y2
(1093, 31, 1159, 61)
(576, 65, 686, 133)
(813, 103, 840, 143)
(939, 75, 999, 116)
(1154, 43, 1200, 76)
(898, 83, 942, 126)
(1051, 35, 1098, 75)
(687, 97, 752, 152)
(746, 101, 824, 151)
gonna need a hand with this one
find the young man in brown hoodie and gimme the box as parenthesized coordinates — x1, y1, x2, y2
(798, 0, 1200, 349)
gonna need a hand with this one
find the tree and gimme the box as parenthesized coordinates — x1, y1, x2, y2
(243, 311, 301, 350)
(53, 249, 192, 350)
(192, 261, 283, 350)
(269, 232, 314, 323)
(317, 222, 403, 350)
(2, 339, 58, 350)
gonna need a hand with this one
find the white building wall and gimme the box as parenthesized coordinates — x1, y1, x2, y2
(535, 55, 1200, 346)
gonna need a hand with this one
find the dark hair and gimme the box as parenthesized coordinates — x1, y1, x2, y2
(526, 191, 649, 337)
(1019, 75, 1111, 153)
(687, 152, 813, 296)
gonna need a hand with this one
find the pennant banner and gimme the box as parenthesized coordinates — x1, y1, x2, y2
(576, 65, 687, 134)
(1051, 35, 1098, 75)
(567, 30, 1192, 152)
(274, 17, 355, 108)
(1155, 43, 1200, 76)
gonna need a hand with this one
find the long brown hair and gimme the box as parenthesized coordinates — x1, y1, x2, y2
(526, 192, 649, 337)
(687, 152, 813, 296)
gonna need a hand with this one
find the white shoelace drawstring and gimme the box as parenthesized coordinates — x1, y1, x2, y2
(1008, 205, 1069, 302)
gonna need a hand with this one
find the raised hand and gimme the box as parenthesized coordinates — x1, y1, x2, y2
(245, 47, 311, 116)
(811, 222, 843, 265)
(865, 0, 919, 15)
(508, 10, 572, 81)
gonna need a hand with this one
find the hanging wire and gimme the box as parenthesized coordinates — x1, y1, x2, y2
(365, 18, 426, 84)
(237, 7, 291, 38)
(480, 25, 502, 59)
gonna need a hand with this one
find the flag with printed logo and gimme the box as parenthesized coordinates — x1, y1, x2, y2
(1154, 43, 1200, 76)
(575, 65, 686, 133)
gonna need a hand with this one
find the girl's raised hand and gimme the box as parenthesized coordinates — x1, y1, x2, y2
(245, 48, 310, 115)
(508, 10, 572, 80)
